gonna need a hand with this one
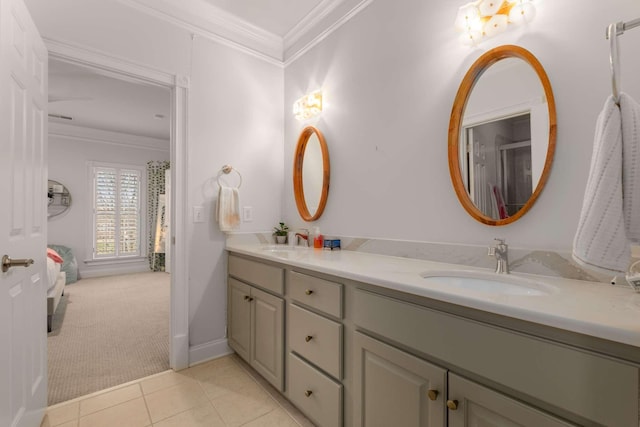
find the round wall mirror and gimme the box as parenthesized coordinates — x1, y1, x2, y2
(448, 45, 556, 226)
(293, 126, 330, 221)
(48, 180, 72, 218)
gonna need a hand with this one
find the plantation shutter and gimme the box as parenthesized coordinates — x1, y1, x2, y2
(93, 166, 141, 258)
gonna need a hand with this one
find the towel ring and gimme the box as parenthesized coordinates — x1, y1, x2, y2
(217, 164, 242, 189)
(608, 22, 621, 104)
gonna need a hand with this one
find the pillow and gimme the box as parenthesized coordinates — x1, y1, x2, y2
(47, 244, 78, 284)
(47, 248, 64, 264)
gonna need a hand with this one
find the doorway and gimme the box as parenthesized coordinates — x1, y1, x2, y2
(46, 42, 190, 399)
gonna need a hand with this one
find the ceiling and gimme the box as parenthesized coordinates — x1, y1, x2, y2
(48, 0, 359, 143)
(201, 0, 324, 37)
(48, 59, 171, 142)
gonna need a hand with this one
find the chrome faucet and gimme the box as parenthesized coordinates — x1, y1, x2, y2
(488, 238, 509, 274)
(295, 229, 310, 247)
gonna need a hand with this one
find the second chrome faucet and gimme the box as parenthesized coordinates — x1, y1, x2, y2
(488, 238, 509, 274)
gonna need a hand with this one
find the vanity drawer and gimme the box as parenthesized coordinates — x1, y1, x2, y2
(289, 303, 342, 379)
(353, 289, 639, 427)
(288, 352, 342, 427)
(228, 255, 284, 295)
(289, 271, 343, 318)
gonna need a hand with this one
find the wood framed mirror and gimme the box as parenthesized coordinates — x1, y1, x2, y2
(293, 126, 330, 221)
(448, 45, 556, 226)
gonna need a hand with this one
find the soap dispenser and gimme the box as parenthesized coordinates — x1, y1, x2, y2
(312, 226, 323, 249)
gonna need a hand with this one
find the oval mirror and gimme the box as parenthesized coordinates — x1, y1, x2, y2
(293, 126, 330, 221)
(48, 179, 72, 219)
(448, 45, 556, 226)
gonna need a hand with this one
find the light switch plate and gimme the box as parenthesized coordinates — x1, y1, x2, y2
(193, 205, 204, 223)
(243, 206, 253, 222)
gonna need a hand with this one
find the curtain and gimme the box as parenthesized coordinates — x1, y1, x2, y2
(147, 161, 170, 271)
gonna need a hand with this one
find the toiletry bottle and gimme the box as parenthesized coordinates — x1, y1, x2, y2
(312, 226, 323, 249)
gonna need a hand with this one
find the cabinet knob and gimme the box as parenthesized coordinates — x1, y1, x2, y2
(305, 335, 313, 342)
(427, 389, 439, 401)
(244, 295, 250, 301)
(304, 390, 313, 397)
(305, 289, 314, 295)
(446, 400, 458, 411)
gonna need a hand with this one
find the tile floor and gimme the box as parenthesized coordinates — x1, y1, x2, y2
(41, 354, 315, 427)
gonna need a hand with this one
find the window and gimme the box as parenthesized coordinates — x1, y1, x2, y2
(90, 163, 144, 259)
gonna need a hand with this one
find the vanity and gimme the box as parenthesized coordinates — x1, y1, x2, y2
(226, 243, 640, 427)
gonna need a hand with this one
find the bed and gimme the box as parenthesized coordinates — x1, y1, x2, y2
(46, 256, 66, 332)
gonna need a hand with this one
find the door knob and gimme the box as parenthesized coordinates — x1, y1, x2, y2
(447, 400, 459, 410)
(2, 255, 34, 273)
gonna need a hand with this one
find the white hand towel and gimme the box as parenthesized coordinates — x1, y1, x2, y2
(573, 96, 630, 274)
(216, 186, 240, 232)
(620, 93, 640, 242)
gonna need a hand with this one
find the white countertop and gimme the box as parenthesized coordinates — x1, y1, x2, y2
(226, 243, 640, 349)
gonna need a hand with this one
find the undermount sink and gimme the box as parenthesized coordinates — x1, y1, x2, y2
(420, 270, 557, 296)
(260, 245, 308, 252)
(260, 245, 308, 258)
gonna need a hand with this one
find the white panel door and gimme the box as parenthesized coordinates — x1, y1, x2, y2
(0, 0, 48, 426)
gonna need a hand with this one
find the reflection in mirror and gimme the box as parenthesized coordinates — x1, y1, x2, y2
(48, 180, 72, 218)
(449, 45, 556, 226)
(294, 126, 330, 221)
(302, 134, 323, 214)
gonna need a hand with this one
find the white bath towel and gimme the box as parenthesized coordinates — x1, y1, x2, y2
(573, 96, 629, 274)
(620, 93, 640, 242)
(216, 186, 240, 232)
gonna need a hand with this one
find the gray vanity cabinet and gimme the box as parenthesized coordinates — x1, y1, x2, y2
(447, 374, 574, 427)
(227, 252, 640, 427)
(286, 270, 344, 427)
(353, 332, 446, 427)
(227, 256, 285, 391)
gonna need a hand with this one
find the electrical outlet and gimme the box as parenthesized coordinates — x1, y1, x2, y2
(193, 205, 204, 223)
(243, 206, 253, 222)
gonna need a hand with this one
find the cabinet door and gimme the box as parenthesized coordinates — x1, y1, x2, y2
(251, 286, 284, 391)
(354, 332, 446, 427)
(228, 278, 251, 361)
(448, 374, 576, 427)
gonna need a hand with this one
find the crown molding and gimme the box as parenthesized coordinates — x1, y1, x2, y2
(49, 122, 170, 152)
(116, 0, 374, 66)
(117, 0, 284, 64)
(284, 0, 346, 50)
(284, 0, 375, 65)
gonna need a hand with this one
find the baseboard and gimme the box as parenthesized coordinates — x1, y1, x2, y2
(79, 263, 150, 279)
(188, 338, 233, 367)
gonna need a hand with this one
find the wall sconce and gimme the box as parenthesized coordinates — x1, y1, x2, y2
(455, 0, 535, 45)
(293, 90, 323, 120)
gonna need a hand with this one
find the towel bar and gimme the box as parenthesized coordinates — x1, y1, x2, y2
(217, 164, 242, 189)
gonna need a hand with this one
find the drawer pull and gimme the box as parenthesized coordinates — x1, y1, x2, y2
(305, 289, 314, 295)
(244, 296, 254, 302)
(427, 389, 439, 401)
(305, 335, 313, 342)
(304, 390, 313, 397)
(446, 400, 458, 411)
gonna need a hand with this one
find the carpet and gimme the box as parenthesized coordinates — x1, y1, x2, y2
(47, 272, 170, 405)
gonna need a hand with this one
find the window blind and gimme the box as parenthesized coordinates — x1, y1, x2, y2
(94, 166, 141, 258)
